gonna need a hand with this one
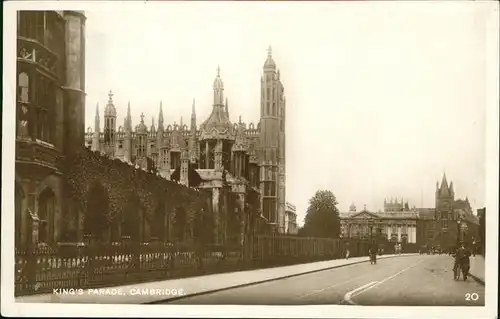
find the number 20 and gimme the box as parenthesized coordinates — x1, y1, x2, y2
(465, 293, 479, 301)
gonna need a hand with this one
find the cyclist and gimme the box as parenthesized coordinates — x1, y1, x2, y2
(453, 242, 471, 280)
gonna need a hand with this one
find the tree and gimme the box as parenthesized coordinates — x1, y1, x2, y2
(302, 190, 341, 238)
(478, 208, 485, 255)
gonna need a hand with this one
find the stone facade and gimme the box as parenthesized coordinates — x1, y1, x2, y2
(85, 47, 288, 236)
(340, 209, 418, 244)
(416, 174, 479, 250)
(15, 11, 86, 247)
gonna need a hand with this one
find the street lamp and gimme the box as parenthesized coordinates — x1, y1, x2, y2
(456, 218, 462, 247)
(368, 219, 375, 243)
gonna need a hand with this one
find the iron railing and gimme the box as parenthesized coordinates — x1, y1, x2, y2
(15, 235, 370, 296)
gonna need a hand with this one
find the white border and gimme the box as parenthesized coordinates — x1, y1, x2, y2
(2, 1, 499, 318)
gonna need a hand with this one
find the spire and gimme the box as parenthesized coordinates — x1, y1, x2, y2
(213, 65, 224, 105)
(190, 99, 197, 134)
(158, 101, 164, 127)
(140, 113, 145, 123)
(124, 101, 132, 132)
(104, 90, 117, 117)
(94, 103, 100, 133)
(440, 173, 449, 190)
(108, 90, 114, 104)
(225, 97, 229, 116)
(180, 116, 183, 127)
(264, 45, 276, 70)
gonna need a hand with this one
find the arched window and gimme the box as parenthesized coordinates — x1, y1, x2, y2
(38, 188, 55, 244)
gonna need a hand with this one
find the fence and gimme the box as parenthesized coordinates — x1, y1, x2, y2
(15, 236, 370, 296)
(244, 235, 370, 267)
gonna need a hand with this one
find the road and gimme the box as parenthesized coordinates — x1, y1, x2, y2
(164, 255, 484, 306)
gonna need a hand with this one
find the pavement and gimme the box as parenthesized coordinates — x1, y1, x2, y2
(16, 253, 411, 304)
(468, 255, 485, 285)
(165, 254, 485, 306)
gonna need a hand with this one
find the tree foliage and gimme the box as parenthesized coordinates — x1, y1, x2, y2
(302, 190, 341, 238)
(478, 208, 485, 255)
(65, 148, 207, 225)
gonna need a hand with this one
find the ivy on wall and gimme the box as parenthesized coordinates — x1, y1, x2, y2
(64, 149, 207, 224)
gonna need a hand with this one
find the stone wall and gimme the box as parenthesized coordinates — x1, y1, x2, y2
(64, 148, 209, 242)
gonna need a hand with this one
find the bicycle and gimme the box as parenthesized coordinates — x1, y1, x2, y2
(454, 262, 469, 281)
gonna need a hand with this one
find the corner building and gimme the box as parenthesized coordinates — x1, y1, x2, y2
(15, 11, 86, 246)
(85, 47, 288, 237)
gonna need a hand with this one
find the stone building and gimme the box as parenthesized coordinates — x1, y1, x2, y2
(85, 47, 288, 237)
(340, 202, 418, 244)
(15, 11, 87, 247)
(416, 174, 479, 250)
(284, 202, 298, 235)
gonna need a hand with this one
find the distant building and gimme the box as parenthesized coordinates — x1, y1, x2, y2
(284, 202, 298, 235)
(416, 174, 479, 250)
(340, 201, 418, 244)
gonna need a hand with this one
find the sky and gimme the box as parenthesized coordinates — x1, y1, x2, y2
(83, 2, 491, 225)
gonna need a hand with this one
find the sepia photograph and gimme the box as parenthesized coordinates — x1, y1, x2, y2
(2, 1, 499, 318)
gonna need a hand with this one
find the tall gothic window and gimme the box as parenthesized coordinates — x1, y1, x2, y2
(199, 143, 206, 169)
(18, 73, 29, 103)
(170, 152, 180, 169)
(162, 149, 168, 168)
(18, 11, 32, 38)
(35, 75, 53, 143)
(17, 73, 30, 137)
(34, 11, 45, 44)
(208, 141, 215, 169)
